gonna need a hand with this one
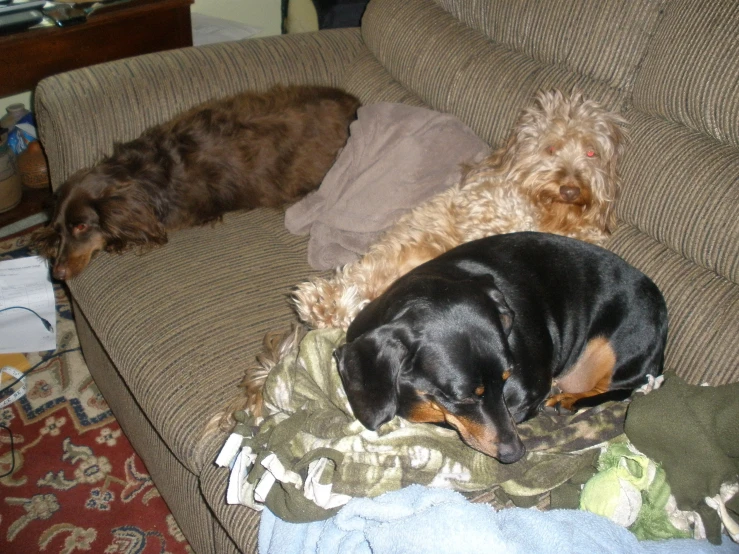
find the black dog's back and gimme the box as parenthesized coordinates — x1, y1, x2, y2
(405, 232, 668, 419)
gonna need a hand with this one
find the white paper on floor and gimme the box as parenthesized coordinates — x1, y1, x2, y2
(0, 256, 56, 353)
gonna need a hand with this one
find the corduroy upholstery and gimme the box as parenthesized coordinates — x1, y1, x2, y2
(34, 0, 738, 552)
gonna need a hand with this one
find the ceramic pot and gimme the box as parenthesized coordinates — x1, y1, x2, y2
(17, 141, 50, 190)
(0, 137, 22, 213)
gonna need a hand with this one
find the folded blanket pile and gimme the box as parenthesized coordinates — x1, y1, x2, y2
(217, 329, 627, 522)
(625, 374, 739, 544)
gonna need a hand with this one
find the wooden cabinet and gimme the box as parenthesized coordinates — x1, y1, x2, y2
(0, 0, 194, 97)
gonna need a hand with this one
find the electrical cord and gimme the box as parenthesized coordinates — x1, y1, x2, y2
(0, 423, 15, 478)
(0, 304, 60, 397)
(0, 305, 54, 331)
(0, 347, 81, 479)
(0, 348, 80, 398)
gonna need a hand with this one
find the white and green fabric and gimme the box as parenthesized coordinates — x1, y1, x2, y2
(217, 329, 628, 522)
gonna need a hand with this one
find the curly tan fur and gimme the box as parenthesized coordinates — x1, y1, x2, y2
(202, 324, 307, 437)
(292, 90, 627, 330)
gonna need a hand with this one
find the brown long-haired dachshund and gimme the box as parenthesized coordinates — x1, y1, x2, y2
(35, 84, 360, 280)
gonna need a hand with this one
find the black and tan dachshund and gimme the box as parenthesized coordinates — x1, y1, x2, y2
(334, 232, 667, 463)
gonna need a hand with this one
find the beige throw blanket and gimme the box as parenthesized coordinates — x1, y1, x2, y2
(284, 103, 490, 269)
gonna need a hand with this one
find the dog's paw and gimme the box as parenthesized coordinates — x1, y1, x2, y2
(292, 278, 367, 330)
(291, 280, 334, 327)
(540, 401, 576, 416)
(540, 389, 577, 415)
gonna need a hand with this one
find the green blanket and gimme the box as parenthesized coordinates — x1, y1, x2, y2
(625, 374, 739, 544)
(221, 329, 627, 522)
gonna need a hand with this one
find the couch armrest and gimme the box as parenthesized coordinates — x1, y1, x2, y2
(35, 27, 364, 190)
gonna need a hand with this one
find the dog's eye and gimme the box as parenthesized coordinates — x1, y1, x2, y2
(73, 223, 89, 234)
(546, 145, 557, 155)
(586, 149, 596, 158)
(474, 385, 485, 397)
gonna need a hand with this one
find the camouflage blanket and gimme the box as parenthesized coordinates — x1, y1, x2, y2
(217, 329, 626, 522)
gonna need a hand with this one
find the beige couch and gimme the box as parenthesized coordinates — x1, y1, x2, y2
(34, 0, 739, 552)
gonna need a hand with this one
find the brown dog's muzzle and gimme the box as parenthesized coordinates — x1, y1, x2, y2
(51, 233, 106, 280)
(53, 249, 95, 280)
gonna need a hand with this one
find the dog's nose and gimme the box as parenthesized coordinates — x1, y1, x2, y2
(559, 185, 581, 203)
(497, 438, 526, 464)
(53, 265, 67, 280)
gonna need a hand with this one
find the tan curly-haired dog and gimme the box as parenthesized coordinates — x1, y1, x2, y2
(292, 90, 627, 331)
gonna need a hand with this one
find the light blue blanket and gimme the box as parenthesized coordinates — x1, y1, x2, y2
(259, 485, 739, 554)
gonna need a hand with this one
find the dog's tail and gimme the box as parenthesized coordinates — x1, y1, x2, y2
(201, 324, 307, 440)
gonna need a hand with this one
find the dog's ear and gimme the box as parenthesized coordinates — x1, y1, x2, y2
(31, 226, 61, 259)
(94, 188, 168, 252)
(475, 278, 514, 336)
(483, 132, 520, 173)
(334, 328, 409, 430)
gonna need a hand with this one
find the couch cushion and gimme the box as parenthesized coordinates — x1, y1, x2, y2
(618, 110, 739, 285)
(631, 0, 739, 147)
(341, 50, 428, 107)
(607, 224, 739, 386)
(359, 0, 663, 146)
(68, 208, 319, 475)
(618, 0, 739, 286)
(434, 0, 666, 93)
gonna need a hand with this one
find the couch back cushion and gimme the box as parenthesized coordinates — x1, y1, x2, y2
(353, 0, 665, 145)
(611, 0, 739, 384)
(622, 0, 739, 282)
(434, 0, 665, 91)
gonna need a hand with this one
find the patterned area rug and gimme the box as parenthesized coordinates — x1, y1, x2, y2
(0, 228, 193, 554)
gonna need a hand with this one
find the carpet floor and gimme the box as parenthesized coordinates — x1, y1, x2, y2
(0, 227, 193, 554)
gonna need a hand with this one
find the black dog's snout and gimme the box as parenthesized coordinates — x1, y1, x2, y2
(496, 438, 526, 464)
